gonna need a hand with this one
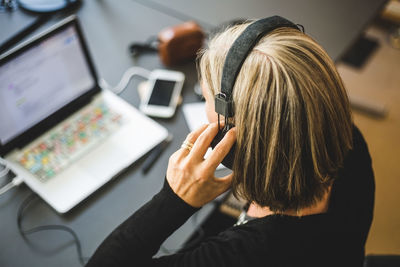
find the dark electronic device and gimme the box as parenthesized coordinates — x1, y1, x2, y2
(139, 69, 185, 118)
(0, 0, 81, 55)
(18, 0, 80, 13)
(210, 16, 303, 169)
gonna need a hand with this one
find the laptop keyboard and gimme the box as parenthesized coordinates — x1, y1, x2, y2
(15, 101, 123, 182)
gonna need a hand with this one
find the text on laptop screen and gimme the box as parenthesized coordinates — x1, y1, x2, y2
(0, 25, 95, 144)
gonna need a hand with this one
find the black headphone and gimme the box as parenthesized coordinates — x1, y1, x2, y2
(210, 16, 303, 170)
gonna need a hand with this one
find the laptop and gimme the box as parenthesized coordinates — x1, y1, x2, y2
(0, 16, 168, 213)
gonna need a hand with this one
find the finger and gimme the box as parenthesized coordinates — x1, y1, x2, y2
(177, 124, 208, 159)
(190, 123, 220, 160)
(206, 127, 236, 170)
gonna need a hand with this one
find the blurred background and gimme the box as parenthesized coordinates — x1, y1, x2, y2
(337, 1, 400, 254)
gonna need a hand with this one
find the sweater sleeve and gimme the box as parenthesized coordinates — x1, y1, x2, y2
(86, 179, 199, 267)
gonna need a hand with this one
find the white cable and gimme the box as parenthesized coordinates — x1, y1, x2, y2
(0, 158, 24, 196)
(0, 165, 9, 178)
(0, 157, 10, 178)
(0, 176, 23, 196)
(99, 66, 151, 95)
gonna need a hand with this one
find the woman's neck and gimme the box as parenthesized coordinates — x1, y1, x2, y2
(247, 188, 331, 218)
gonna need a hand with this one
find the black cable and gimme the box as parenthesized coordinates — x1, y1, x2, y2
(17, 193, 88, 266)
(128, 2, 251, 59)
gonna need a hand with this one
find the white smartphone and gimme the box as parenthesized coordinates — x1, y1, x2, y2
(140, 69, 185, 118)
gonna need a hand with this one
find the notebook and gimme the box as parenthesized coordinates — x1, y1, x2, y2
(0, 16, 168, 213)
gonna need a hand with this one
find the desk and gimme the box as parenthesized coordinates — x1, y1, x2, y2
(140, 0, 387, 61)
(0, 0, 386, 266)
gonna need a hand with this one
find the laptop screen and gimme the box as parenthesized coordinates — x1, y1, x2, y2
(0, 24, 95, 144)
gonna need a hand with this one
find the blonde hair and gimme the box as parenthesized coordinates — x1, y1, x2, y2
(198, 22, 353, 212)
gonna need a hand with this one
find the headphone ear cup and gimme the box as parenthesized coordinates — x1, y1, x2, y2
(210, 129, 236, 170)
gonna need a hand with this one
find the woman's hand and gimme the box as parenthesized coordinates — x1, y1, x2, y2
(166, 123, 236, 208)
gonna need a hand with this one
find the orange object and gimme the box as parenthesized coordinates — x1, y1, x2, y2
(158, 21, 205, 66)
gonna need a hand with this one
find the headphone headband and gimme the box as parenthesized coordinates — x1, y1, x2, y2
(215, 16, 301, 118)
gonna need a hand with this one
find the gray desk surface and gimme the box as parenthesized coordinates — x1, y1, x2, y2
(144, 0, 387, 61)
(0, 0, 386, 266)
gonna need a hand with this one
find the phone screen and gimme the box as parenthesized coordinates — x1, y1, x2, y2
(148, 79, 176, 106)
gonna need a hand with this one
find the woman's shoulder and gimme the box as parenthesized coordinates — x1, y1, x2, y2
(210, 214, 348, 266)
(218, 213, 334, 248)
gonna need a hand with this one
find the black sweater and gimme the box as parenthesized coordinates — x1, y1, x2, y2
(86, 126, 374, 267)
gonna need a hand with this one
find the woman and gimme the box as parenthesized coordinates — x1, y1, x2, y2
(87, 18, 374, 267)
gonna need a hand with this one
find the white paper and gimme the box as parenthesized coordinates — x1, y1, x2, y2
(182, 102, 208, 131)
(182, 102, 225, 170)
